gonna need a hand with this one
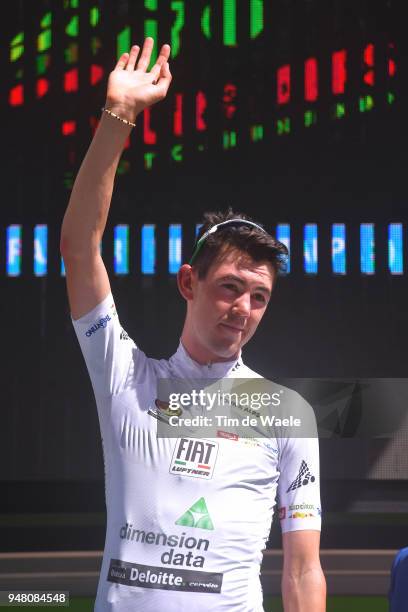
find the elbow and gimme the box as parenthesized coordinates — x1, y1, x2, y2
(282, 565, 326, 610)
(60, 230, 100, 261)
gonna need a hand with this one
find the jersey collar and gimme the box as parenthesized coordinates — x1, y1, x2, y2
(169, 341, 244, 379)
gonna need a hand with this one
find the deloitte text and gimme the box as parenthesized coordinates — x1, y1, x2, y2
(108, 559, 223, 593)
(120, 523, 210, 568)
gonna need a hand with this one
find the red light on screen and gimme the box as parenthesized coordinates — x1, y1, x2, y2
(363, 43, 374, 86)
(90, 64, 104, 85)
(64, 68, 78, 92)
(36, 78, 49, 98)
(9, 84, 24, 106)
(364, 43, 374, 66)
(196, 91, 207, 131)
(277, 65, 290, 105)
(223, 83, 237, 119)
(143, 107, 157, 145)
(174, 93, 183, 136)
(305, 58, 318, 102)
(332, 50, 347, 95)
(62, 120, 76, 135)
(388, 59, 396, 77)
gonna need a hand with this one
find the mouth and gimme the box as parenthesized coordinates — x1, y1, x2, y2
(219, 323, 245, 334)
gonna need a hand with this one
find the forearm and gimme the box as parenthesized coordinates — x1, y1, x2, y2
(60, 110, 134, 258)
(282, 566, 326, 611)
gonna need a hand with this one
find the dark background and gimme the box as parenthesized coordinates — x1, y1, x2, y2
(1, 0, 407, 551)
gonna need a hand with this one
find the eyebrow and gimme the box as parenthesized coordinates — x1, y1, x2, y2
(218, 274, 272, 297)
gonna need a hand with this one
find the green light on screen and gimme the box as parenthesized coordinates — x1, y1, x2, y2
(144, 20, 158, 69)
(223, 130, 237, 149)
(38, 30, 52, 52)
(117, 27, 131, 58)
(201, 5, 211, 38)
(41, 12, 52, 28)
(10, 32, 24, 62)
(387, 92, 395, 104)
(145, 0, 158, 9)
(11, 32, 24, 45)
(70, 0, 79, 8)
(11, 45, 24, 62)
(171, 145, 183, 162)
(90, 7, 100, 27)
(250, 125, 263, 141)
(250, 0, 263, 39)
(335, 102, 345, 118)
(359, 95, 374, 112)
(224, 0, 236, 46)
(277, 118, 290, 135)
(65, 42, 79, 64)
(144, 152, 156, 170)
(171, 1, 184, 58)
(304, 110, 316, 127)
(66, 15, 79, 37)
(36, 55, 48, 75)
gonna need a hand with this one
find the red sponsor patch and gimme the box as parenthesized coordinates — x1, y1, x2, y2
(217, 430, 239, 441)
(279, 507, 286, 520)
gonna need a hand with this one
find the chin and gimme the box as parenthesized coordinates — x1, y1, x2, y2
(210, 340, 240, 361)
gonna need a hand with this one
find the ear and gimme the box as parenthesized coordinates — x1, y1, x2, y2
(177, 264, 196, 301)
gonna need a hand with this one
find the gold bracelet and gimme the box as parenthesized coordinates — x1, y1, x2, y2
(101, 107, 136, 128)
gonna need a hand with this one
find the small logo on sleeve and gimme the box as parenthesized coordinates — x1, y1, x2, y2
(286, 460, 316, 492)
(85, 314, 111, 337)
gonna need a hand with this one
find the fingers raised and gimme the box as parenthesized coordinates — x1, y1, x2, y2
(154, 61, 172, 98)
(137, 37, 154, 71)
(156, 43, 171, 66)
(114, 52, 129, 70)
(125, 45, 140, 71)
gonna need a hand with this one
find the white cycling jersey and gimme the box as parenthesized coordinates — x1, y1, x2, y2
(72, 292, 321, 612)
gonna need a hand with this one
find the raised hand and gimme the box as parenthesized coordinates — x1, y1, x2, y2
(105, 38, 172, 124)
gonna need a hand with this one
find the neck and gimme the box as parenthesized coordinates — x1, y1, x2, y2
(180, 325, 239, 366)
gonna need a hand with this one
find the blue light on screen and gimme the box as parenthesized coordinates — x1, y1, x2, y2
(360, 223, 375, 274)
(142, 224, 156, 274)
(34, 225, 48, 276)
(169, 224, 182, 274)
(114, 225, 129, 275)
(276, 223, 290, 273)
(388, 223, 403, 274)
(7, 225, 22, 276)
(304, 224, 318, 274)
(332, 223, 346, 274)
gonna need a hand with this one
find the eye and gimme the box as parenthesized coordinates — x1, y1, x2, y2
(223, 283, 238, 292)
(253, 293, 267, 304)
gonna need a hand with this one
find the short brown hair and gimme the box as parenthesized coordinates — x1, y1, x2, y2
(191, 208, 288, 280)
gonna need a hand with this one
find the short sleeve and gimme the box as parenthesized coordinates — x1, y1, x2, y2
(277, 435, 322, 533)
(278, 404, 321, 533)
(71, 293, 147, 397)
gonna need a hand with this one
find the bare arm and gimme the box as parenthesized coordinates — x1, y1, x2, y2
(282, 530, 326, 611)
(60, 38, 172, 319)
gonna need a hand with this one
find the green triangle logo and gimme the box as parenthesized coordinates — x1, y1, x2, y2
(175, 497, 214, 530)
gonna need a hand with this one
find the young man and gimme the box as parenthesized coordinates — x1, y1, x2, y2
(61, 38, 326, 611)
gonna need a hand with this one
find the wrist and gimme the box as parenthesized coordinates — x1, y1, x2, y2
(104, 99, 141, 124)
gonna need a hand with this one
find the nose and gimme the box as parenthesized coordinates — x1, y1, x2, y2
(231, 292, 251, 319)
